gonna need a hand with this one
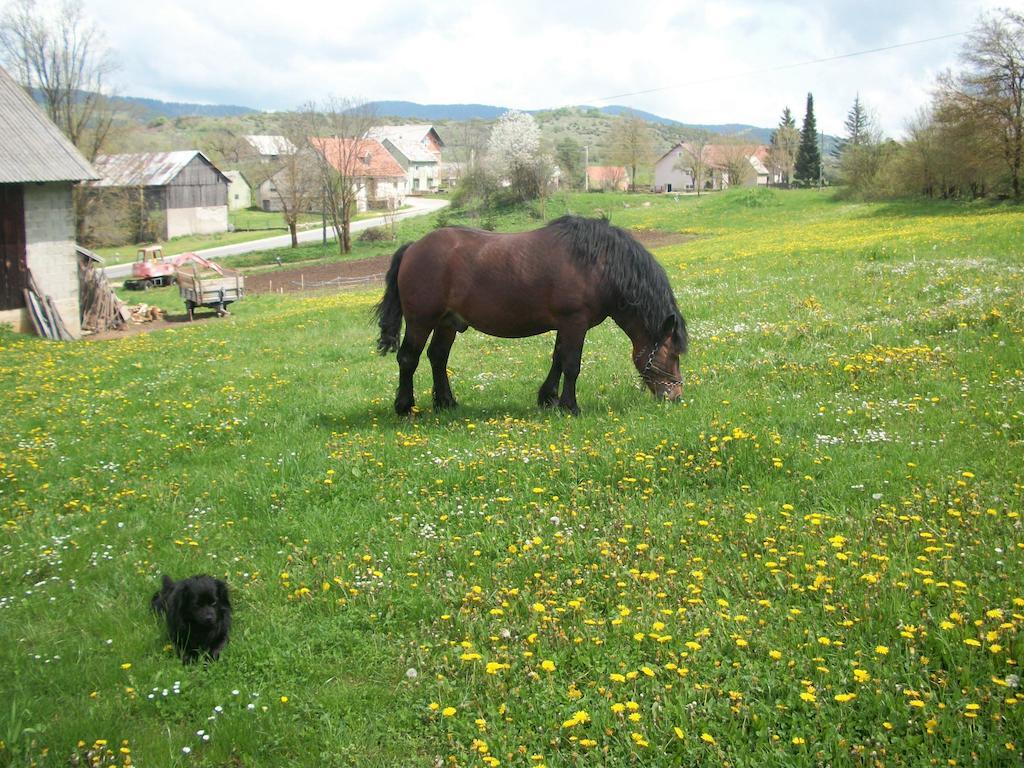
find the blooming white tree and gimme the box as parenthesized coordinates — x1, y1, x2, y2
(487, 110, 547, 200)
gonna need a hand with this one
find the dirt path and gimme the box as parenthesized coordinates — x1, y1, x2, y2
(243, 229, 694, 296)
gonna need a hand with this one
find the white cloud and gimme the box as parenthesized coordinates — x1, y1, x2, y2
(71, 0, 1017, 136)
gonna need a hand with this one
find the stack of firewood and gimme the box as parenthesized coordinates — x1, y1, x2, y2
(127, 303, 164, 323)
(79, 260, 128, 334)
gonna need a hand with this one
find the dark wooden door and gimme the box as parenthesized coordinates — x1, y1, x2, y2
(0, 185, 28, 310)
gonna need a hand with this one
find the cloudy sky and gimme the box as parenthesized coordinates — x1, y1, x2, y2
(69, 0, 1023, 135)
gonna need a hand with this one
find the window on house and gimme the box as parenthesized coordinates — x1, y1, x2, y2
(413, 178, 420, 190)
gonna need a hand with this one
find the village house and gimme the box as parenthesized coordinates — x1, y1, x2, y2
(88, 150, 230, 241)
(587, 166, 630, 192)
(654, 142, 779, 192)
(223, 170, 252, 210)
(243, 134, 296, 162)
(367, 125, 444, 193)
(0, 64, 98, 338)
(311, 137, 409, 211)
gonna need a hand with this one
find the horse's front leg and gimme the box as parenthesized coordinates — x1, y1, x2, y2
(427, 321, 459, 410)
(395, 321, 432, 415)
(537, 333, 562, 408)
(556, 327, 586, 416)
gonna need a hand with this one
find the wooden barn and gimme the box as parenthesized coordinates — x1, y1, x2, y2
(88, 150, 230, 241)
(0, 64, 98, 338)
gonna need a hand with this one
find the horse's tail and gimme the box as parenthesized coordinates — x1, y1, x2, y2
(375, 242, 410, 354)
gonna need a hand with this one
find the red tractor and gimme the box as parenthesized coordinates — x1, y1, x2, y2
(123, 247, 224, 290)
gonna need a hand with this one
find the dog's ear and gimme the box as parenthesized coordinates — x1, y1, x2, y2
(216, 580, 231, 610)
(161, 574, 175, 592)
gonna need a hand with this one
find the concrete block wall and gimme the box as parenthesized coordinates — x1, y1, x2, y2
(167, 205, 228, 238)
(23, 183, 81, 338)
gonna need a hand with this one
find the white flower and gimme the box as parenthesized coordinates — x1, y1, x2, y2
(406, 667, 418, 679)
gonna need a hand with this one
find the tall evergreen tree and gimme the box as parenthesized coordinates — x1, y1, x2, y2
(795, 93, 822, 185)
(844, 94, 869, 146)
(833, 94, 872, 157)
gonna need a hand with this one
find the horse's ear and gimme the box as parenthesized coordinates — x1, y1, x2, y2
(659, 314, 677, 339)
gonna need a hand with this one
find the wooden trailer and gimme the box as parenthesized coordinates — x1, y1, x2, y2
(176, 263, 245, 320)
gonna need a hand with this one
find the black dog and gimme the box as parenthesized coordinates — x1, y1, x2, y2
(151, 574, 232, 663)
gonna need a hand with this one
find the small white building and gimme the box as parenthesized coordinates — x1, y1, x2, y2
(367, 125, 444, 193)
(0, 65, 98, 339)
(223, 170, 252, 210)
(653, 143, 696, 193)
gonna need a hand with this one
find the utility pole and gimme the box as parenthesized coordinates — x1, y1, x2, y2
(584, 145, 589, 191)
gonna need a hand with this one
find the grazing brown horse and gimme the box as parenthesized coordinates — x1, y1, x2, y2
(375, 215, 687, 415)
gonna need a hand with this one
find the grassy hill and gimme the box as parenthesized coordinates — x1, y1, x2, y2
(101, 102, 838, 179)
(2, 190, 1021, 766)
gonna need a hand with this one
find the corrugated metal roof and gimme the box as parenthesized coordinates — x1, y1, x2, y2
(0, 65, 98, 183)
(244, 135, 296, 156)
(91, 150, 226, 187)
(367, 125, 444, 162)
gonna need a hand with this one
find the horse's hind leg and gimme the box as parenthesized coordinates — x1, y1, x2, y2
(395, 321, 432, 415)
(538, 333, 563, 408)
(556, 326, 586, 416)
(427, 321, 458, 410)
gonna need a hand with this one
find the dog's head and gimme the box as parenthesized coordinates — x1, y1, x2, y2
(181, 575, 231, 628)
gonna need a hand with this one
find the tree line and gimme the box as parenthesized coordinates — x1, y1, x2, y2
(830, 9, 1023, 201)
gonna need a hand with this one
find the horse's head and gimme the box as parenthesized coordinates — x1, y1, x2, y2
(634, 314, 684, 401)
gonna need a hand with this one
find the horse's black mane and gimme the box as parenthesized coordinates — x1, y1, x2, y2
(548, 215, 687, 351)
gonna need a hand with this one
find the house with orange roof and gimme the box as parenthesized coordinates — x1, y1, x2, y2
(586, 166, 629, 192)
(311, 136, 409, 212)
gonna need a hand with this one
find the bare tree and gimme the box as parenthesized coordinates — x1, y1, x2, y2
(675, 133, 712, 195)
(935, 9, 1024, 199)
(0, 0, 118, 162)
(608, 111, 654, 191)
(719, 142, 755, 188)
(303, 98, 378, 255)
(768, 107, 799, 186)
(271, 116, 320, 247)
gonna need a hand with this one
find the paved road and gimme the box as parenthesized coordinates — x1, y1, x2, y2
(103, 196, 449, 280)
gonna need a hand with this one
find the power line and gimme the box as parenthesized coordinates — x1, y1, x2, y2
(592, 31, 967, 103)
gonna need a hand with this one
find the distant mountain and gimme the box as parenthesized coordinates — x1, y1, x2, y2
(114, 95, 258, 119)
(364, 100, 509, 121)
(29, 88, 259, 118)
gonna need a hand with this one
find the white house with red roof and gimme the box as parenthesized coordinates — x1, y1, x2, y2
(311, 136, 409, 212)
(654, 142, 779, 192)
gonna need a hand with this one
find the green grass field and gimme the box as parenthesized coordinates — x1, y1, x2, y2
(1, 190, 1022, 767)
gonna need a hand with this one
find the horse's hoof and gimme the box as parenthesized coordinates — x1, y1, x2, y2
(434, 397, 458, 410)
(559, 403, 581, 417)
(538, 392, 559, 408)
(395, 399, 414, 415)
